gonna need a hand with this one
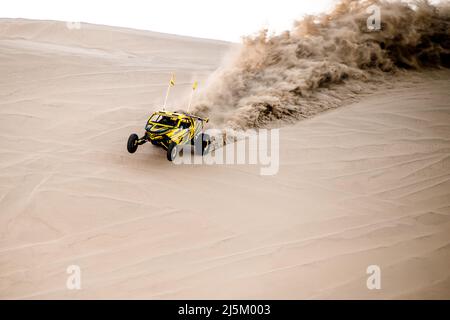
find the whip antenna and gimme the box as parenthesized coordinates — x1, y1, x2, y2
(187, 81, 198, 113)
(163, 73, 175, 110)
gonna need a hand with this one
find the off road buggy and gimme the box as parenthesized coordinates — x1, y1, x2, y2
(127, 110, 210, 161)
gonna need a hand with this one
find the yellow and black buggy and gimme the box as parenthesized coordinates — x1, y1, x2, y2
(127, 110, 210, 161)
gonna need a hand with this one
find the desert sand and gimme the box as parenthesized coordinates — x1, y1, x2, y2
(0, 19, 449, 299)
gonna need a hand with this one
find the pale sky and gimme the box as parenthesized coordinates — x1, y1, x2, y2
(1, 0, 337, 42)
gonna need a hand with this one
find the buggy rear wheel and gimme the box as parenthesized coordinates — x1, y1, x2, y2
(195, 133, 210, 155)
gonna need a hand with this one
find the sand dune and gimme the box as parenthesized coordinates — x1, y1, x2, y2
(0, 19, 449, 299)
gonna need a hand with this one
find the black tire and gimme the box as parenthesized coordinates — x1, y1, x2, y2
(167, 142, 178, 161)
(195, 133, 210, 155)
(202, 133, 211, 155)
(127, 133, 139, 154)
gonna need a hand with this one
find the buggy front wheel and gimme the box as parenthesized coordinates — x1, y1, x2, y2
(167, 142, 178, 161)
(127, 133, 139, 154)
